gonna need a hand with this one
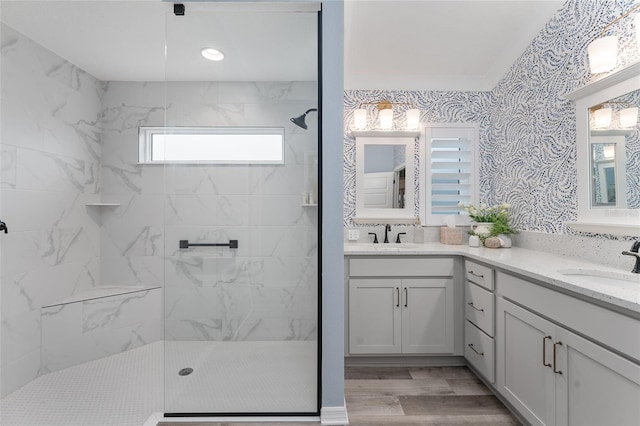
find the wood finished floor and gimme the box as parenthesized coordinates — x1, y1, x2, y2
(159, 366, 521, 426)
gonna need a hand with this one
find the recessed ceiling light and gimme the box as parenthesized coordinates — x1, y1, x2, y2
(201, 47, 224, 61)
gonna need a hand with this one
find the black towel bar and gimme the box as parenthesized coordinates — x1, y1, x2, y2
(179, 239, 238, 249)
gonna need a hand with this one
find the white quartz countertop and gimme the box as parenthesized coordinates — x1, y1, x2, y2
(344, 242, 640, 315)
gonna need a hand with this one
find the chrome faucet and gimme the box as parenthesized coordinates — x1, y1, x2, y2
(384, 224, 391, 243)
(622, 241, 640, 274)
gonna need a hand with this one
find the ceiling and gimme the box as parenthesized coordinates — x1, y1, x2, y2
(1, 0, 564, 91)
(344, 0, 564, 91)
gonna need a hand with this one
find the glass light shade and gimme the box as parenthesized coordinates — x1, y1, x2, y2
(619, 107, 638, 128)
(379, 109, 393, 130)
(406, 109, 420, 129)
(353, 108, 367, 129)
(593, 107, 613, 129)
(587, 36, 618, 73)
(603, 145, 615, 159)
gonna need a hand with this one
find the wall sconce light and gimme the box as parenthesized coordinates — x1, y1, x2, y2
(351, 99, 420, 131)
(592, 106, 613, 129)
(603, 145, 615, 159)
(591, 102, 638, 129)
(619, 106, 639, 128)
(587, 4, 640, 74)
(406, 109, 421, 129)
(353, 108, 367, 129)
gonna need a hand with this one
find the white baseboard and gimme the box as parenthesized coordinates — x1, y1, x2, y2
(321, 401, 349, 425)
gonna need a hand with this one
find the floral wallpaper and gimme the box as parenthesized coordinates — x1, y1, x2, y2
(344, 0, 640, 237)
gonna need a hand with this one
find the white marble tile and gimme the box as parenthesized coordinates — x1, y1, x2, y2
(0, 348, 40, 398)
(41, 227, 99, 267)
(102, 225, 164, 257)
(249, 195, 304, 226)
(164, 317, 224, 341)
(1, 145, 17, 189)
(41, 305, 161, 374)
(100, 251, 163, 288)
(1, 309, 41, 366)
(163, 165, 255, 195)
(1, 188, 98, 234)
(0, 230, 44, 277)
(100, 194, 165, 227)
(2, 259, 98, 317)
(217, 81, 317, 103)
(82, 289, 161, 333)
(165, 194, 250, 226)
(41, 303, 83, 347)
(16, 149, 86, 193)
(100, 81, 165, 110)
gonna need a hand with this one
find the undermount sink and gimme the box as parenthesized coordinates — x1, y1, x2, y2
(557, 268, 640, 286)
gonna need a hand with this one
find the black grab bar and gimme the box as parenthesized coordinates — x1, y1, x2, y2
(179, 239, 238, 249)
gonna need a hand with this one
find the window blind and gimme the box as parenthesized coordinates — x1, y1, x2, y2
(422, 125, 478, 225)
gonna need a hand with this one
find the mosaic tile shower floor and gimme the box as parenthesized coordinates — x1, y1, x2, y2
(1, 341, 317, 426)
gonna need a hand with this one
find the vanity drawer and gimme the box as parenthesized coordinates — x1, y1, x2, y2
(465, 320, 495, 383)
(465, 260, 494, 290)
(465, 281, 494, 336)
(349, 257, 454, 277)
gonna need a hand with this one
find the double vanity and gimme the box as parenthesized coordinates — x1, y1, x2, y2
(344, 242, 640, 425)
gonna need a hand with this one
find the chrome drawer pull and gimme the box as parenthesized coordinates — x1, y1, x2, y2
(468, 270, 485, 279)
(468, 343, 484, 356)
(467, 302, 484, 312)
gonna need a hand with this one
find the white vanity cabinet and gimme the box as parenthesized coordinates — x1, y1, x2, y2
(496, 271, 640, 426)
(463, 260, 496, 383)
(348, 257, 455, 355)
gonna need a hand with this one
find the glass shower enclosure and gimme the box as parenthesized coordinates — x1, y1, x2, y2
(160, 7, 320, 415)
(0, 1, 320, 422)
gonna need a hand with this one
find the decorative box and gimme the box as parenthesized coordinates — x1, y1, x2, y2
(440, 226, 463, 245)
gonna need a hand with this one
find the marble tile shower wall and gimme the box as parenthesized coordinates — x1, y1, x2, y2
(0, 24, 103, 396)
(1, 22, 317, 396)
(100, 81, 318, 342)
(344, 0, 639, 253)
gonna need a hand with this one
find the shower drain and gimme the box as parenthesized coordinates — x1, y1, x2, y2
(178, 367, 194, 376)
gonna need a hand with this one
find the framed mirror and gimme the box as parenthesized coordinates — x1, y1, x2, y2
(352, 131, 419, 223)
(566, 62, 640, 236)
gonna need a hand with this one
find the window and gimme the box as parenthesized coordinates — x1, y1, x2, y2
(420, 124, 478, 225)
(138, 127, 285, 164)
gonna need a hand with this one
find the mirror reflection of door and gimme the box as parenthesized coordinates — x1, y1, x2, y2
(363, 144, 407, 209)
(363, 171, 394, 208)
(590, 135, 626, 208)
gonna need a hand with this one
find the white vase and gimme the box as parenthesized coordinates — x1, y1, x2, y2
(471, 222, 492, 237)
(468, 235, 480, 247)
(498, 234, 512, 248)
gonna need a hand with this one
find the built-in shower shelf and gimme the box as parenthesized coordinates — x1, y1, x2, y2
(301, 204, 318, 207)
(85, 203, 120, 207)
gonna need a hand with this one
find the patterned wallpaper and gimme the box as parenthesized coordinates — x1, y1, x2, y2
(344, 0, 640, 237)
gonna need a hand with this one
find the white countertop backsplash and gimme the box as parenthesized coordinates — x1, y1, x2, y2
(344, 231, 640, 315)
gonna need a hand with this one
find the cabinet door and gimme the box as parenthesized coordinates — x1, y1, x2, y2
(401, 278, 454, 354)
(349, 279, 401, 354)
(555, 326, 640, 426)
(497, 297, 556, 426)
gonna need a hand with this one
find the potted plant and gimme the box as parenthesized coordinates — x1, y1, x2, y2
(459, 202, 516, 246)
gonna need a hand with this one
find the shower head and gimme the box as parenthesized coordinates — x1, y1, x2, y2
(290, 108, 317, 130)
